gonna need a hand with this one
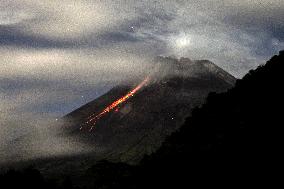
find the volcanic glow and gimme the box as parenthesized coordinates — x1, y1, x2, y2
(80, 76, 150, 131)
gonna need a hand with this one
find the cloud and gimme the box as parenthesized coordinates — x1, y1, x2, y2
(0, 46, 152, 117)
(122, 0, 284, 76)
(0, 0, 139, 40)
(2, 1, 282, 69)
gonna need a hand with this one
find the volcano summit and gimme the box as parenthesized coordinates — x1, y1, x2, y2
(63, 57, 236, 163)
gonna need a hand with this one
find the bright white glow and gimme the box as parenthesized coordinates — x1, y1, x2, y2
(171, 33, 191, 49)
(175, 35, 191, 48)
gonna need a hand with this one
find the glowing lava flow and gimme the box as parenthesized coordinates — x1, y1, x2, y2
(81, 76, 150, 131)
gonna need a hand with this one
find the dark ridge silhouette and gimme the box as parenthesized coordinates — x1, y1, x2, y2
(82, 50, 284, 188)
(1, 51, 283, 188)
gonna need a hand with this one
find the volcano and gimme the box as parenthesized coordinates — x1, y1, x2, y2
(64, 57, 236, 163)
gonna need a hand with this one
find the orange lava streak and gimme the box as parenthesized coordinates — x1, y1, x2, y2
(81, 76, 150, 131)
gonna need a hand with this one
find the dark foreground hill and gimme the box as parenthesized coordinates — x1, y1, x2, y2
(85, 50, 283, 188)
(1, 51, 283, 188)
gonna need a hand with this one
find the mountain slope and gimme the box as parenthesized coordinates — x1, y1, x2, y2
(64, 57, 236, 163)
(80, 50, 284, 188)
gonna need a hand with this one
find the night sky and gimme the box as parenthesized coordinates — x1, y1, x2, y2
(0, 1, 283, 149)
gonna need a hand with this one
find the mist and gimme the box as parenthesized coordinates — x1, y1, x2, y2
(0, 47, 153, 164)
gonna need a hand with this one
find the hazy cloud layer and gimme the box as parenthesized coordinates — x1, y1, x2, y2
(1, 0, 283, 162)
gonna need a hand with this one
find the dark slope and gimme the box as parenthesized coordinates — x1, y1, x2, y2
(81, 50, 284, 188)
(64, 57, 235, 163)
